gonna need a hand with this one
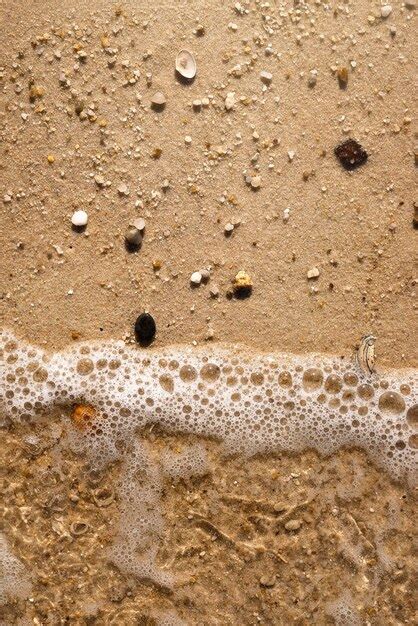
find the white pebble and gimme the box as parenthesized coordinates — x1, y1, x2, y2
(190, 271, 202, 285)
(260, 70, 273, 84)
(307, 267, 320, 279)
(71, 210, 88, 227)
(381, 5, 392, 18)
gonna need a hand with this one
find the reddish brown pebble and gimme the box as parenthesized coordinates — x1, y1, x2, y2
(334, 139, 368, 170)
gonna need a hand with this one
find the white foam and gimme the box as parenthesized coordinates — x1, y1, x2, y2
(0, 534, 32, 606)
(1, 328, 417, 587)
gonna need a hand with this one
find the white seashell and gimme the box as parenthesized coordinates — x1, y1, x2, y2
(357, 335, 376, 374)
(175, 49, 196, 79)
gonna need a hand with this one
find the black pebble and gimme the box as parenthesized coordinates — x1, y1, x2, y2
(134, 312, 156, 346)
(334, 139, 368, 170)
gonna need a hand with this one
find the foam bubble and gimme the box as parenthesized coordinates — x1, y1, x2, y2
(1, 328, 417, 587)
(0, 534, 32, 606)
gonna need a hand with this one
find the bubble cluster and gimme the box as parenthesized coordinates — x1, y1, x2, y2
(1, 328, 417, 586)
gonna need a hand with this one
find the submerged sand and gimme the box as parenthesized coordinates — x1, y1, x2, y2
(1, 0, 417, 624)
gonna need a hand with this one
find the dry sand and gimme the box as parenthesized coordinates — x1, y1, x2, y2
(1, 0, 417, 624)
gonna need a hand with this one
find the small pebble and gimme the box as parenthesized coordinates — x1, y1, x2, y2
(134, 312, 156, 345)
(185, 135, 192, 145)
(233, 270, 252, 297)
(132, 217, 146, 232)
(285, 519, 302, 531)
(334, 139, 368, 170)
(337, 66, 348, 88)
(151, 92, 166, 109)
(260, 70, 273, 84)
(117, 183, 130, 196)
(190, 271, 202, 285)
(125, 226, 142, 247)
(307, 267, 320, 280)
(381, 5, 392, 18)
(250, 175, 261, 189)
(224, 222, 235, 235)
(71, 210, 88, 227)
(260, 575, 276, 588)
(209, 285, 220, 298)
(94, 175, 105, 187)
(225, 92, 236, 110)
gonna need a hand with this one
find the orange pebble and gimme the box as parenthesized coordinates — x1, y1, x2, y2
(71, 404, 96, 430)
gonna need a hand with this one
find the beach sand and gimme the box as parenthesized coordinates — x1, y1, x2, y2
(1, 0, 417, 623)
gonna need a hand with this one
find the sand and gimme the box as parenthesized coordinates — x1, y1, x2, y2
(1, 0, 417, 624)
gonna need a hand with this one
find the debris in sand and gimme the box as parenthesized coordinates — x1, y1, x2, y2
(284, 519, 302, 531)
(71, 209, 88, 227)
(71, 404, 96, 429)
(151, 92, 166, 109)
(175, 50, 196, 79)
(249, 175, 261, 189)
(190, 271, 202, 286)
(357, 335, 376, 374)
(132, 217, 146, 232)
(117, 183, 130, 196)
(381, 5, 393, 18)
(233, 270, 252, 296)
(334, 139, 368, 170)
(134, 312, 156, 345)
(260, 70, 273, 84)
(125, 225, 142, 248)
(337, 66, 349, 88)
(224, 222, 235, 236)
(307, 267, 320, 279)
(224, 92, 236, 110)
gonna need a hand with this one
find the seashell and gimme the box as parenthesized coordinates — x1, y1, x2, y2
(93, 487, 115, 507)
(175, 49, 196, 79)
(71, 404, 96, 430)
(70, 521, 89, 536)
(357, 335, 376, 374)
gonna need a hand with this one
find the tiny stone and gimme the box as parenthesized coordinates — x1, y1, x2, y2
(125, 226, 142, 247)
(132, 217, 146, 232)
(134, 312, 156, 345)
(250, 175, 261, 189)
(190, 271, 202, 285)
(307, 267, 320, 279)
(260, 70, 273, 84)
(209, 285, 220, 298)
(47, 154, 55, 163)
(334, 139, 368, 170)
(94, 175, 105, 187)
(117, 183, 130, 196)
(224, 222, 235, 235)
(381, 5, 392, 18)
(71, 210, 88, 227)
(193, 99, 202, 109)
(285, 519, 302, 531)
(233, 270, 252, 297)
(185, 135, 192, 145)
(260, 575, 276, 588)
(225, 92, 236, 110)
(337, 66, 348, 87)
(151, 92, 166, 109)
(200, 269, 211, 282)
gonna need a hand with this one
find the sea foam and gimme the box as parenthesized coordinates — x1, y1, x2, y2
(1, 328, 417, 587)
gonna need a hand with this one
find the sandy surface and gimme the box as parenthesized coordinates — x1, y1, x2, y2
(0, 0, 417, 365)
(1, 0, 417, 624)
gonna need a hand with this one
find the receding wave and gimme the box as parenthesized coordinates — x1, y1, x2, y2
(1, 329, 417, 588)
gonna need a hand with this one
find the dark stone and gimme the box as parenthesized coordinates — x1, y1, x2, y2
(134, 313, 156, 346)
(334, 139, 368, 170)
